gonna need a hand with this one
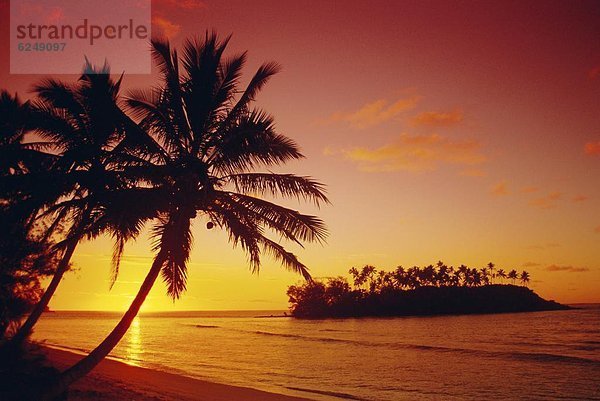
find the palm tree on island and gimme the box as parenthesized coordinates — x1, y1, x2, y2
(520, 271, 530, 287)
(496, 268, 507, 283)
(287, 264, 564, 319)
(42, 33, 328, 399)
(487, 262, 495, 284)
(507, 269, 518, 285)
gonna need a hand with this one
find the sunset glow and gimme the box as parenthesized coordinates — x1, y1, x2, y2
(1, 0, 599, 311)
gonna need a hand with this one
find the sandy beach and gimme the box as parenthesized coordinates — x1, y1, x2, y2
(43, 347, 311, 401)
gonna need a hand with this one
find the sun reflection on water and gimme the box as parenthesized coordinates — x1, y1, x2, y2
(125, 316, 143, 366)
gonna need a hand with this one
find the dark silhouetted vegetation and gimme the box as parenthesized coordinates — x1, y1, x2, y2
(0, 206, 60, 340)
(0, 91, 63, 341)
(0, 343, 62, 401)
(287, 263, 567, 318)
(1, 33, 328, 400)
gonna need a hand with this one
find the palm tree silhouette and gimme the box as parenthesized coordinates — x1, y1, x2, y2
(10, 62, 155, 344)
(479, 267, 489, 285)
(496, 268, 506, 283)
(487, 262, 495, 284)
(0, 91, 55, 177)
(520, 270, 530, 287)
(43, 34, 328, 398)
(507, 269, 518, 285)
(1, 92, 62, 339)
(456, 265, 471, 287)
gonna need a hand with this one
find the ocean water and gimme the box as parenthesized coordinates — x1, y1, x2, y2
(32, 306, 600, 401)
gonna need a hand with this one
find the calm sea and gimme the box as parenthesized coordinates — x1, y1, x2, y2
(32, 306, 600, 401)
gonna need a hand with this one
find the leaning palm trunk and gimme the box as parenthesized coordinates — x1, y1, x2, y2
(9, 239, 78, 345)
(41, 33, 329, 399)
(11, 207, 94, 344)
(41, 250, 167, 401)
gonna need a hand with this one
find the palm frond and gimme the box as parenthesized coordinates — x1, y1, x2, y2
(224, 173, 329, 206)
(125, 89, 182, 156)
(151, 38, 192, 150)
(228, 61, 281, 119)
(28, 101, 78, 151)
(259, 236, 311, 280)
(208, 203, 262, 270)
(214, 191, 328, 244)
(151, 213, 193, 299)
(110, 235, 125, 290)
(211, 109, 304, 173)
(32, 78, 84, 118)
(181, 33, 231, 152)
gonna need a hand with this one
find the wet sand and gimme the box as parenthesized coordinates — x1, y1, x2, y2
(43, 347, 311, 401)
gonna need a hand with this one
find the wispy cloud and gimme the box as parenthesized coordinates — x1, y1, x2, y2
(410, 110, 464, 127)
(572, 194, 588, 203)
(95, 254, 154, 266)
(522, 262, 541, 267)
(545, 264, 589, 273)
(529, 191, 562, 209)
(584, 141, 600, 156)
(323, 96, 421, 129)
(152, 16, 181, 38)
(342, 133, 485, 172)
(490, 180, 509, 196)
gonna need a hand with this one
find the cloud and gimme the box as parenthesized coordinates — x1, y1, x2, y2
(522, 262, 540, 267)
(410, 110, 464, 127)
(545, 265, 590, 273)
(572, 195, 588, 203)
(584, 141, 600, 156)
(595, 225, 600, 234)
(529, 191, 562, 209)
(152, 16, 181, 38)
(324, 96, 421, 129)
(342, 133, 485, 172)
(589, 66, 600, 80)
(490, 180, 509, 196)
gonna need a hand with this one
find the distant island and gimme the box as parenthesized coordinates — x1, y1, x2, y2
(287, 263, 569, 318)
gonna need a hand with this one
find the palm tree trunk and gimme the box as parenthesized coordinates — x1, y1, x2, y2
(11, 207, 94, 345)
(41, 251, 167, 401)
(10, 238, 79, 345)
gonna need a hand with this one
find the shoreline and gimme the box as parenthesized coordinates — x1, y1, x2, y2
(41, 346, 312, 401)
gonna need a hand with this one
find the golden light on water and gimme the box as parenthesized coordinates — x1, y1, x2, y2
(125, 316, 142, 366)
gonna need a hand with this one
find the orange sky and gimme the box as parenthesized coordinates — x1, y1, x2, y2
(1, 0, 599, 310)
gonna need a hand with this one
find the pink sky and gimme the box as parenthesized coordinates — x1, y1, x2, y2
(1, 0, 599, 310)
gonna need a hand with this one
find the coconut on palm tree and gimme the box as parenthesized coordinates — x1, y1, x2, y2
(42, 33, 328, 399)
